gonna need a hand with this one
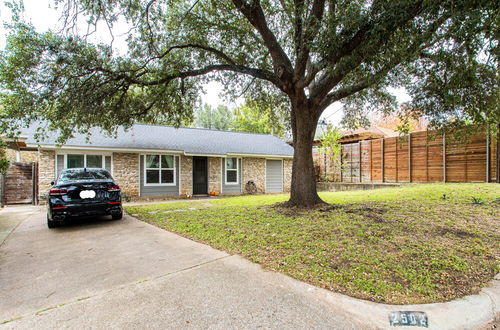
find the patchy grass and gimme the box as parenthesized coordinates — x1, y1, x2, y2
(126, 183, 499, 305)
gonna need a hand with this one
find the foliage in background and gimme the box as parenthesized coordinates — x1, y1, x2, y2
(316, 126, 343, 181)
(231, 100, 286, 138)
(371, 104, 428, 134)
(194, 103, 233, 130)
(0, 140, 10, 175)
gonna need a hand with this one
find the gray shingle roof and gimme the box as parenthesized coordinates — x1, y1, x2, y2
(21, 124, 294, 157)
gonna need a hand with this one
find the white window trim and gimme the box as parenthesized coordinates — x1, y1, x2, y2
(143, 154, 177, 187)
(57, 152, 111, 170)
(224, 157, 240, 185)
(65, 154, 106, 169)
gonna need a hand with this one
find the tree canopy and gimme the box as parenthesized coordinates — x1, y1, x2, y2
(231, 100, 286, 137)
(0, 0, 497, 206)
(194, 103, 233, 130)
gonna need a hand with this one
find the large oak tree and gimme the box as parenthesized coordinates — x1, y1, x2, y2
(0, 0, 498, 206)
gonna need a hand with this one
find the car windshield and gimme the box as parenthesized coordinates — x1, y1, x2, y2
(58, 169, 112, 183)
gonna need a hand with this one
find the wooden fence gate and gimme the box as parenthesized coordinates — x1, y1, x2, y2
(3, 162, 38, 205)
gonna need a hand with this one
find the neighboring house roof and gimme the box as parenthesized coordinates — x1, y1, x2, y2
(20, 123, 294, 158)
(339, 126, 397, 143)
(341, 126, 397, 138)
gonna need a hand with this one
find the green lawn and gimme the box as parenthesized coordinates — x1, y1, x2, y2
(125, 183, 499, 304)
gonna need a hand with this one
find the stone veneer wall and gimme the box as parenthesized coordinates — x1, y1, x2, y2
(242, 157, 266, 193)
(5, 148, 38, 163)
(180, 155, 193, 195)
(208, 157, 221, 194)
(5, 148, 16, 162)
(283, 159, 292, 192)
(21, 150, 38, 163)
(112, 153, 139, 197)
(38, 150, 56, 197)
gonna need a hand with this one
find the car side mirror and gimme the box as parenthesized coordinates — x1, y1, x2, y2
(50, 181, 55, 186)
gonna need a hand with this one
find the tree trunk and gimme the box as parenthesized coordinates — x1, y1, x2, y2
(285, 98, 325, 207)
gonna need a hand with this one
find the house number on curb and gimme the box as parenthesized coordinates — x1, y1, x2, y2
(389, 311, 428, 327)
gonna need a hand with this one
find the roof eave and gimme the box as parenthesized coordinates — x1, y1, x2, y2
(26, 144, 184, 154)
(26, 144, 294, 158)
(226, 152, 293, 159)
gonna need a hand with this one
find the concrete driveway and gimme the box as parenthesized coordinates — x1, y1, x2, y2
(0, 206, 361, 329)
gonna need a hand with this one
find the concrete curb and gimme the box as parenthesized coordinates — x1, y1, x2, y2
(281, 268, 499, 330)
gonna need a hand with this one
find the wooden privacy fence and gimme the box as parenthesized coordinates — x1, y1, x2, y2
(2, 162, 38, 205)
(339, 130, 498, 183)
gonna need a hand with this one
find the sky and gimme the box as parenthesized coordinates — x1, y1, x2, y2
(0, 0, 411, 127)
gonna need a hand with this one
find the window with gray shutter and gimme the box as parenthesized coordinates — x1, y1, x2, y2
(105, 156, 112, 173)
(56, 154, 64, 179)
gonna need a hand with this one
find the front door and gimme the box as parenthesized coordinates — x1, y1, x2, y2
(192, 157, 208, 195)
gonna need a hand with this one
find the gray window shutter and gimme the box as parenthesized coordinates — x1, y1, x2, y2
(105, 156, 112, 173)
(56, 154, 65, 179)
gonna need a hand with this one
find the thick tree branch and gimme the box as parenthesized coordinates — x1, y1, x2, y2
(310, 0, 425, 103)
(294, 0, 326, 80)
(160, 44, 237, 65)
(315, 14, 449, 115)
(317, 67, 393, 114)
(127, 43, 238, 74)
(102, 64, 283, 90)
(231, 0, 293, 82)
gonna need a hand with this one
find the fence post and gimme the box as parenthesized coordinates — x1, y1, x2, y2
(350, 143, 353, 182)
(497, 123, 500, 183)
(0, 174, 3, 208)
(395, 137, 398, 182)
(486, 132, 490, 182)
(381, 138, 385, 183)
(464, 141, 468, 182)
(359, 141, 362, 182)
(408, 134, 412, 182)
(442, 134, 446, 182)
(370, 140, 373, 182)
(340, 145, 343, 182)
(426, 132, 429, 182)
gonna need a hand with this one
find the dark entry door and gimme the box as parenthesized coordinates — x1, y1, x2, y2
(192, 157, 208, 195)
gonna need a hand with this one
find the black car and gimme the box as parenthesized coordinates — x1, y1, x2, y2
(47, 168, 123, 228)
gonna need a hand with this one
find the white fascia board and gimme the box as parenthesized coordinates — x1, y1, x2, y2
(27, 144, 183, 154)
(226, 153, 293, 159)
(183, 152, 226, 157)
(2, 135, 28, 142)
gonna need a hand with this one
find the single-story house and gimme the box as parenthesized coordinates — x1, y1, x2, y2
(8, 124, 294, 199)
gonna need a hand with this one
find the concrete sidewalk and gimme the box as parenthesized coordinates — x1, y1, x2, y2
(0, 206, 497, 329)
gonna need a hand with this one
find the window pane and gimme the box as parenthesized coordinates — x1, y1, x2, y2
(67, 154, 84, 168)
(161, 169, 174, 183)
(226, 158, 237, 170)
(146, 169, 160, 184)
(86, 155, 103, 168)
(226, 170, 237, 183)
(161, 155, 174, 168)
(146, 155, 159, 168)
